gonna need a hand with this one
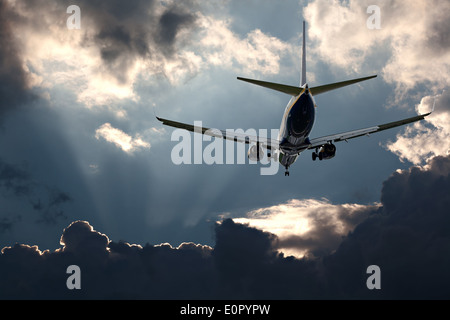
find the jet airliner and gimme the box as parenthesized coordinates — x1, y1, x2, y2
(157, 21, 432, 176)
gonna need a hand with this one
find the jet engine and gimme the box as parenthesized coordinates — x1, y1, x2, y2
(312, 143, 336, 161)
(247, 144, 264, 162)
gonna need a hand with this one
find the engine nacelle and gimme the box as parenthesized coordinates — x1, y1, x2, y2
(248, 144, 264, 162)
(268, 149, 279, 162)
(319, 143, 336, 160)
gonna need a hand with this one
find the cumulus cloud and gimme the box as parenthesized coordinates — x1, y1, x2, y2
(59, 220, 109, 255)
(95, 123, 150, 154)
(0, 220, 215, 299)
(234, 198, 378, 258)
(1, 155, 449, 299)
(197, 16, 293, 75)
(304, 0, 450, 91)
(385, 90, 450, 164)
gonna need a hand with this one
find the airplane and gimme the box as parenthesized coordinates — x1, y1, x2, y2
(156, 21, 432, 176)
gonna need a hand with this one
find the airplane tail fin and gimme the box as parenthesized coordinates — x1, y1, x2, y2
(301, 20, 306, 87)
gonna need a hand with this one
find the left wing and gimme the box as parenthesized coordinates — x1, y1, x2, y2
(307, 112, 432, 149)
(156, 117, 280, 150)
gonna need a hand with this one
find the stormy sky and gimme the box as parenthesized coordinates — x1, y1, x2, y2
(0, 0, 449, 299)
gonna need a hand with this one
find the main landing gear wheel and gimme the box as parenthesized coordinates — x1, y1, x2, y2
(312, 151, 323, 161)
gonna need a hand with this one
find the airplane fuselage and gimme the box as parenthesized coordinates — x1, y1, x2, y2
(278, 86, 315, 168)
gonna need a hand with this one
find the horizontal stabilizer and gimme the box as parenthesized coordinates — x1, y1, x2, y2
(237, 77, 302, 96)
(310, 75, 377, 96)
(237, 75, 377, 97)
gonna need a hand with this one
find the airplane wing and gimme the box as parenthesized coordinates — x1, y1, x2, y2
(307, 112, 432, 150)
(156, 117, 280, 150)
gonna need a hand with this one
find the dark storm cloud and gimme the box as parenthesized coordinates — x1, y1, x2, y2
(5, 0, 199, 85)
(1, 162, 449, 298)
(212, 219, 323, 299)
(324, 155, 450, 299)
(155, 5, 197, 56)
(1, 220, 216, 299)
(0, 158, 72, 229)
(0, 0, 34, 120)
(0, 219, 321, 299)
(72, 0, 198, 82)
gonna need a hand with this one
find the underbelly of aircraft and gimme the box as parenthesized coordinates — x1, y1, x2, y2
(279, 152, 298, 168)
(278, 94, 315, 166)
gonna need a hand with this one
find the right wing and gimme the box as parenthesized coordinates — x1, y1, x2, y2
(156, 117, 280, 150)
(307, 112, 432, 149)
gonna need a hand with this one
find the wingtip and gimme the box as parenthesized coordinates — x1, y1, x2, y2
(420, 96, 437, 117)
(153, 105, 163, 122)
(418, 110, 433, 119)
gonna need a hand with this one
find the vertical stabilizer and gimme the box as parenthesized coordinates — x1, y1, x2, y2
(301, 20, 306, 86)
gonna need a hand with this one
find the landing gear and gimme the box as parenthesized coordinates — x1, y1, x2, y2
(312, 147, 323, 161)
(312, 152, 324, 161)
(284, 166, 290, 176)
